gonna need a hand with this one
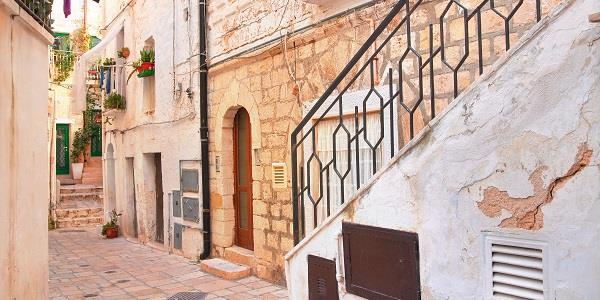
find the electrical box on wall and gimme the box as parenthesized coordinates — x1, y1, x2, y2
(182, 197, 200, 223)
(172, 190, 182, 218)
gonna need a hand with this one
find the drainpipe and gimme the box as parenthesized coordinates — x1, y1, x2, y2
(198, 0, 211, 260)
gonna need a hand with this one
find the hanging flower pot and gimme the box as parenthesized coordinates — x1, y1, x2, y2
(137, 62, 155, 78)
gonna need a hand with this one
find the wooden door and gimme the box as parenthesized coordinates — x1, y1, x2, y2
(234, 108, 253, 250)
(90, 110, 102, 157)
(56, 124, 70, 175)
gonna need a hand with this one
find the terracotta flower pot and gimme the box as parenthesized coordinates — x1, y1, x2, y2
(105, 227, 118, 239)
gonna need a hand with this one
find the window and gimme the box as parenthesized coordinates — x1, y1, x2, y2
(313, 112, 383, 218)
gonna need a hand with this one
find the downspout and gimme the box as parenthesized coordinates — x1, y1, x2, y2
(198, 0, 211, 260)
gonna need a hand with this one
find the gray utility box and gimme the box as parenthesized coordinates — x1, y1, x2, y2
(181, 169, 199, 193)
(173, 223, 183, 249)
(182, 197, 200, 223)
(173, 190, 182, 217)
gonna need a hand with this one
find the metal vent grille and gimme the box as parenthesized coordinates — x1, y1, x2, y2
(491, 243, 544, 300)
(272, 163, 287, 189)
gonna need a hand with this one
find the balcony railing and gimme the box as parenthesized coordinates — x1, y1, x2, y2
(15, 0, 54, 32)
(291, 0, 547, 245)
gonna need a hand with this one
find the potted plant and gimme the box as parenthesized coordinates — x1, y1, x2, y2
(137, 49, 155, 78)
(117, 47, 130, 59)
(102, 209, 122, 239)
(103, 92, 126, 110)
(70, 129, 86, 180)
(102, 57, 116, 66)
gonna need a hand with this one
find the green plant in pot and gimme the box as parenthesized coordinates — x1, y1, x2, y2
(102, 209, 122, 238)
(137, 49, 155, 78)
(104, 92, 126, 110)
(70, 92, 101, 179)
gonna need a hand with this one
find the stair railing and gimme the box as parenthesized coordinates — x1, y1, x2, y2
(291, 0, 543, 244)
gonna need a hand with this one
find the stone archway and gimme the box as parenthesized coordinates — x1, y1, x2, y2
(212, 89, 262, 253)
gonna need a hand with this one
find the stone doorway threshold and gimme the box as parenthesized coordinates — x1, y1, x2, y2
(200, 246, 257, 280)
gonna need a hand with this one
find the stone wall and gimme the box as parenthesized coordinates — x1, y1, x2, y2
(285, 0, 600, 298)
(0, 0, 54, 298)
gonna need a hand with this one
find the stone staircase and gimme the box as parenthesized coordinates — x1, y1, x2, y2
(82, 157, 103, 185)
(200, 246, 256, 280)
(56, 184, 104, 228)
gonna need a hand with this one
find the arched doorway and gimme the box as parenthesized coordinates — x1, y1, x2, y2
(233, 108, 253, 250)
(105, 143, 116, 218)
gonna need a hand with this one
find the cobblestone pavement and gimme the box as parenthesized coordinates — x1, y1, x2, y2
(49, 229, 288, 300)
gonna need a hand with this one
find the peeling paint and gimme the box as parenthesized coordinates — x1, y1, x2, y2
(477, 144, 593, 230)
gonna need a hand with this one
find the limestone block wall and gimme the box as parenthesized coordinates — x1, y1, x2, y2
(285, 0, 600, 298)
(0, 0, 53, 298)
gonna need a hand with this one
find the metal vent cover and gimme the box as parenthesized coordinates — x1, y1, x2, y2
(342, 222, 420, 300)
(486, 236, 547, 300)
(167, 291, 207, 300)
(308, 255, 339, 300)
(272, 162, 287, 189)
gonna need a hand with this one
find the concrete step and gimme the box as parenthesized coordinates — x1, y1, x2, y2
(57, 216, 104, 228)
(224, 246, 256, 268)
(56, 207, 103, 219)
(200, 258, 252, 280)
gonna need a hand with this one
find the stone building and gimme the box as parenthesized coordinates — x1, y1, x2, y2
(0, 0, 54, 298)
(88, 0, 598, 293)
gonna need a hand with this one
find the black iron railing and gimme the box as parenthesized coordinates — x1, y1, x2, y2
(15, 0, 54, 32)
(291, 0, 544, 244)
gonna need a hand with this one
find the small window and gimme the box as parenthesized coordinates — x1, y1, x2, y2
(272, 163, 287, 189)
(485, 235, 548, 300)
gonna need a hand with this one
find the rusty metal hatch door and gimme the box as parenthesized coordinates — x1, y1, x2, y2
(308, 255, 339, 300)
(342, 222, 421, 300)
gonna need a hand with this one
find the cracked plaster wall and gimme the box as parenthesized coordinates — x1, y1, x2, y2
(285, 0, 600, 298)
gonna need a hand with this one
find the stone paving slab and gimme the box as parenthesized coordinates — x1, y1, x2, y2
(49, 229, 288, 299)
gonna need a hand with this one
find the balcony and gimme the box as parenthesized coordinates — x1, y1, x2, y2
(15, 0, 53, 32)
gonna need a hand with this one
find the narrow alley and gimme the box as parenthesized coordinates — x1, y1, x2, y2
(49, 229, 288, 300)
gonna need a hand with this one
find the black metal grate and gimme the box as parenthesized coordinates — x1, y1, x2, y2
(168, 292, 208, 300)
(291, 0, 545, 244)
(14, 0, 54, 32)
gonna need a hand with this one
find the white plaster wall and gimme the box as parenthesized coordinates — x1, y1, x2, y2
(285, 0, 600, 298)
(0, 1, 53, 298)
(101, 0, 203, 256)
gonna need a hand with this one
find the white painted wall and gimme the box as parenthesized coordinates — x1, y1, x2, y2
(285, 0, 600, 298)
(100, 0, 203, 257)
(0, 1, 53, 298)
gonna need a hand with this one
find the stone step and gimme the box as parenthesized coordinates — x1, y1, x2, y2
(82, 168, 102, 174)
(57, 216, 104, 228)
(61, 192, 102, 202)
(82, 178, 103, 185)
(200, 258, 252, 280)
(224, 246, 256, 268)
(60, 185, 102, 194)
(56, 207, 103, 219)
